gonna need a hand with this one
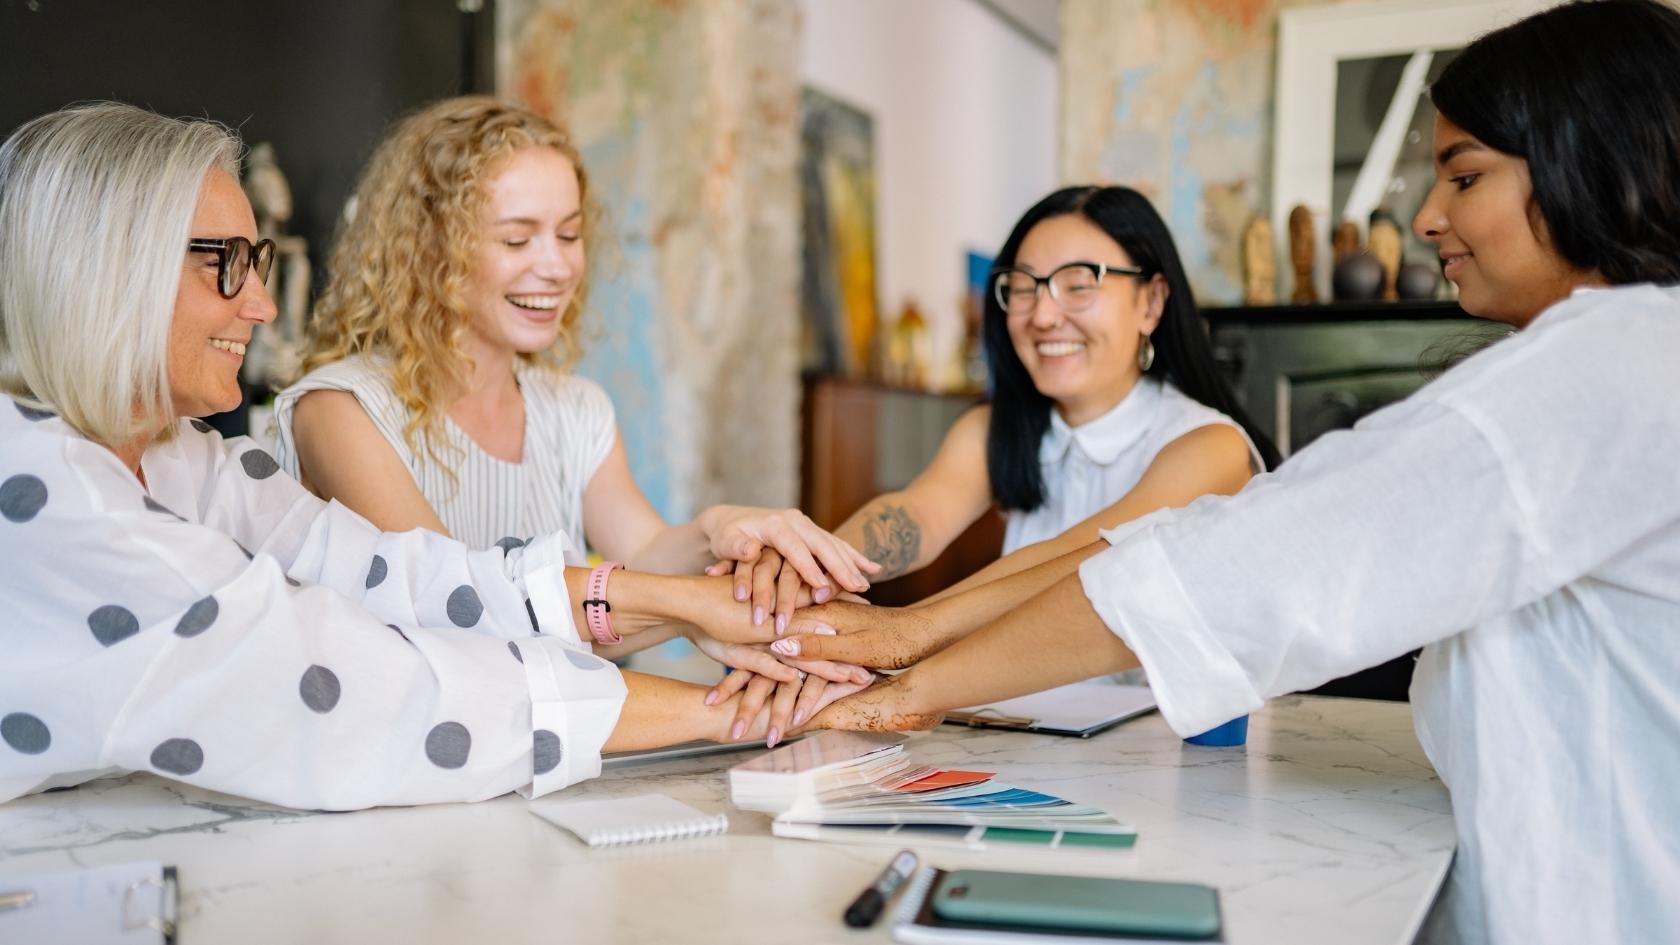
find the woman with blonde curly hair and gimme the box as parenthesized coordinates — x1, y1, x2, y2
(0, 102, 868, 810)
(273, 99, 875, 735)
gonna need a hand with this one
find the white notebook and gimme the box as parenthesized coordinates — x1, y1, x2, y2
(530, 793, 728, 848)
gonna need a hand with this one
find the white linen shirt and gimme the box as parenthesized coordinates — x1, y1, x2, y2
(1003, 377, 1261, 554)
(0, 407, 626, 810)
(1078, 284, 1680, 944)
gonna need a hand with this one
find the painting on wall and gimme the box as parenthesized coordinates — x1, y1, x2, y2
(800, 86, 880, 376)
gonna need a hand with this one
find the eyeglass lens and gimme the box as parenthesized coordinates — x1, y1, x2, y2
(212, 238, 277, 299)
(995, 265, 1102, 315)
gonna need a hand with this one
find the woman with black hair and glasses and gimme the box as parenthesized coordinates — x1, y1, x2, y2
(707, 185, 1276, 724)
(788, 2, 1680, 941)
(830, 185, 1277, 596)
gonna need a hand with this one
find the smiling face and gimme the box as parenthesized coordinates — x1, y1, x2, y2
(1413, 115, 1599, 327)
(167, 169, 277, 418)
(462, 146, 585, 362)
(1005, 214, 1165, 426)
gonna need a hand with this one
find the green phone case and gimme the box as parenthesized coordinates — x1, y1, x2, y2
(931, 868, 1221, 939)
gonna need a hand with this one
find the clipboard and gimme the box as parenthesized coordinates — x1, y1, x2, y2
(943, 681, 1157, 738)
(0, 861, 178, 944)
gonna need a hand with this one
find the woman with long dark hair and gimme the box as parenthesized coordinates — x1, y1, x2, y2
(790, 2, 1680, 940)
(832, 186, 1276, 598)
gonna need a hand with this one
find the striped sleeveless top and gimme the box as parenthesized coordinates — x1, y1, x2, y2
(270, 355, 616, 552)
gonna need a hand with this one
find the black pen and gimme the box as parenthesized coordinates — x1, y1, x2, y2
(843, 849, 919, 928)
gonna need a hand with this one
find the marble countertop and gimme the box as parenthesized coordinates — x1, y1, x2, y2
(0, 695, 1453, 944)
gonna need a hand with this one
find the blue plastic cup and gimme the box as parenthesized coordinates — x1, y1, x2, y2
(1184, 714, 1248, 747)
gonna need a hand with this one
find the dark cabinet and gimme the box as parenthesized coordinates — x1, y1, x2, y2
(800, 375, 1002, 606)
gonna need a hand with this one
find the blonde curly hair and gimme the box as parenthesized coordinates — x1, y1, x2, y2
(299, 96, 595, 464)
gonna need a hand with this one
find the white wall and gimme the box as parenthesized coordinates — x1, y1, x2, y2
(799, 0, 1058, 384)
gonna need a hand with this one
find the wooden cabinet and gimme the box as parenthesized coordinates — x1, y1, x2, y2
(800, 375, 1003, 606)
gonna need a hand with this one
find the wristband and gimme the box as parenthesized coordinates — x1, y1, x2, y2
(583, 561, 625, 645)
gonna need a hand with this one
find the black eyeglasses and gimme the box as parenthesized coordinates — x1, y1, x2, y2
(187, 237, 276, 299)
(992, 261, 1148, 316)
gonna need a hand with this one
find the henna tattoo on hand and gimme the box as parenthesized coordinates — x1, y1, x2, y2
(861, 504, 921, 579)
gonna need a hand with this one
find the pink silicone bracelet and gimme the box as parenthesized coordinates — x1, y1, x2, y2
(583, 561, 625, 645)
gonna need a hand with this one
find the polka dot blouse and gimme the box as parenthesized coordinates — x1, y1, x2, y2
(0, 399, 626, 810)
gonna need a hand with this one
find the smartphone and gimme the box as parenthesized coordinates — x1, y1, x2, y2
(931, 868, 1221, 939)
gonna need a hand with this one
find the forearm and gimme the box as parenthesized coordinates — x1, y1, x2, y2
(601, 670, 734, 751)
(899, 570, 1141, 717)
(591, 624, 683, 661)
(917, 539, 1111, 645)
(564, 567, 759, 645)
(624, 519, 713, 575)
(918, 530, 1079, 606)
(837, 494, 935, 581)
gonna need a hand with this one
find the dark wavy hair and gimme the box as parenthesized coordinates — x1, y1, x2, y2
(983, 185, 1280, 512)
(1430, 0, 1680, 285)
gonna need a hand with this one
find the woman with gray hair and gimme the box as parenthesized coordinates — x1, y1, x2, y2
(0, 103, 863, 810)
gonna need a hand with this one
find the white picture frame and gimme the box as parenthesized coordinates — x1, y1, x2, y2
(1271, 0, 1554, 300)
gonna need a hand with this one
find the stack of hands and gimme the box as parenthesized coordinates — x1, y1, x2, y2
(673, 508, 948, 748)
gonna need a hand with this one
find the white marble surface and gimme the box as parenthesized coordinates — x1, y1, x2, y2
(0, 696, 1453, 945)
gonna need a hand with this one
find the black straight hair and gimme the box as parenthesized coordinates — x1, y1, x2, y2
(1430, 0, 1680, 285)
(983, 185, 1280, 513)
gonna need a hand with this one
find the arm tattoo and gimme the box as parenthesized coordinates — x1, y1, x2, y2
(861, 504, 921, 580)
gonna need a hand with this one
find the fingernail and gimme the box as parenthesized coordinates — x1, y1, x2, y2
(753, 606, 765, 626)
(792, 709, 806, 727)
(766, 728, 781, 748)
(813, 585, 833, 603)
(857, 671, 875, 684)
(771, 639, 799, 657)
(775, 613, 787, 636)
(812, 625, 837, 636)
(730, 720, 746, 741)
(735, 586, 749, 602)
(704, 690, 719, 706)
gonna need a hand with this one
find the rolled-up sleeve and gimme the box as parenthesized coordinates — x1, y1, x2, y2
(1081, 399, 1540, 737)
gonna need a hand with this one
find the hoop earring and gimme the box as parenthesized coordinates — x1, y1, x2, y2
(1137, 335, 1155, 372)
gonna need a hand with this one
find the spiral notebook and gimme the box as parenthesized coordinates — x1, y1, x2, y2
(530, 793, 729, 848)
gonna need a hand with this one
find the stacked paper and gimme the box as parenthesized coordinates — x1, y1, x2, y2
(730, 731, 1137, 853)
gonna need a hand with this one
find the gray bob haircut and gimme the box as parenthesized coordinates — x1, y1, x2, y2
(0, 102, 241, 445)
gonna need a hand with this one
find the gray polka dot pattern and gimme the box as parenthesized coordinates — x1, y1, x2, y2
(239, 449, 280, 480)
(365, 555, 387, 589)
(150, 738, 204, 775)
(525, 599, 541, 634)
(533, 729, 561, 775)
(299, 665, 341, 713)
(14, 401, 54, 421)
(564, 648, 608, 672)
(285, 575, 301, 588)
(88, 605, 140, 646)
(2, 713, 51, 754)
(189, 418, 213, 433)
(173, 596, 218, 637)
(446, 585, 483, 627)
(508, 641, 524, 664)
(495, 536, 526, 554)
(425, 721, 471, 769)
(387, 624, 410, 642)
(0, 474, 48, 523)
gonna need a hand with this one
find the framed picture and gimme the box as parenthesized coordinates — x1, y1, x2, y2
(800, 86, 881, 376)
(1270, 0, 1551, 299)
